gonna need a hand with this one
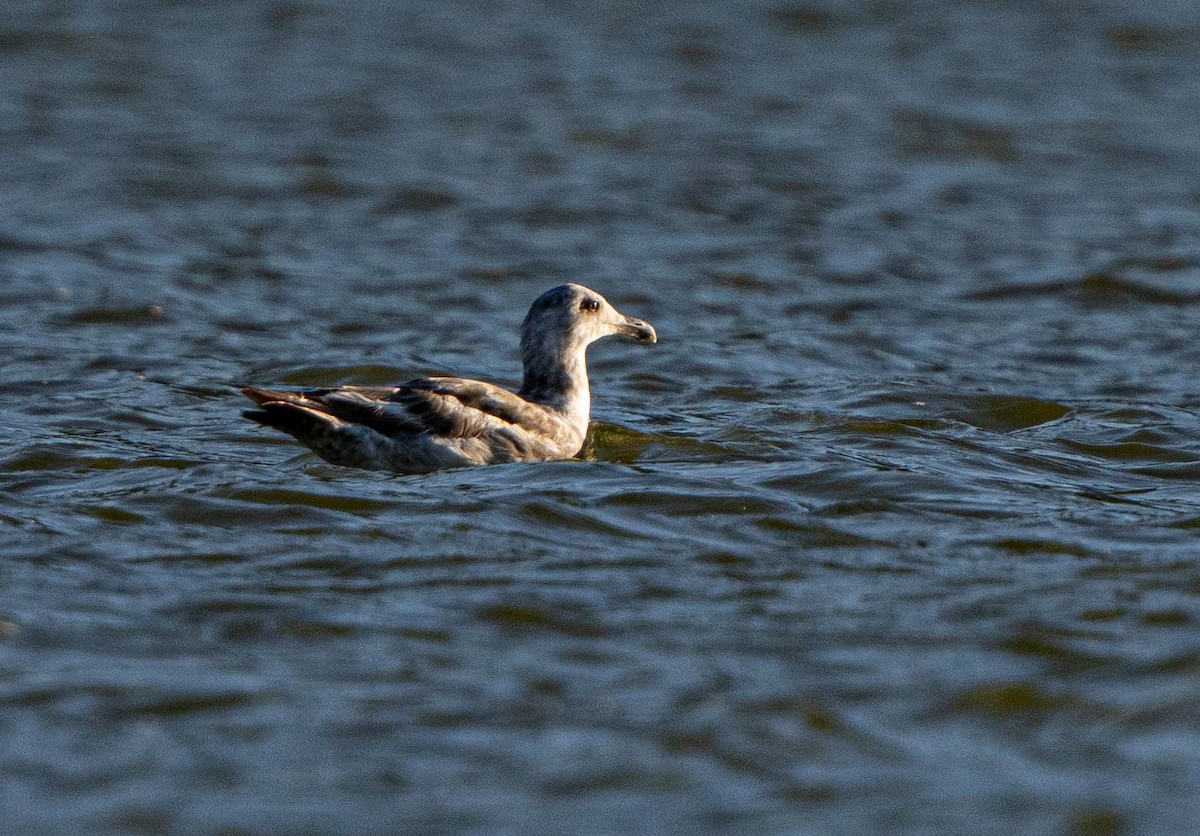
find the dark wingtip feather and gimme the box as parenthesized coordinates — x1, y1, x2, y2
(242, 401, 332, 437)
(242, 408, 273, 426)
(242, 386, 291, 406)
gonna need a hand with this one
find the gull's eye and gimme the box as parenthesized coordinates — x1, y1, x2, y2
(580, 298, 601, 312)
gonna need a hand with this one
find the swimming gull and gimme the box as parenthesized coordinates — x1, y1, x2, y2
(241, 283, 657, 472)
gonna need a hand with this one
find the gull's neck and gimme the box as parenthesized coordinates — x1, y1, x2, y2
(518, 334, 591, 436)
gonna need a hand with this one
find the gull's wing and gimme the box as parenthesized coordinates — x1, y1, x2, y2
(242, 377, 572, 443)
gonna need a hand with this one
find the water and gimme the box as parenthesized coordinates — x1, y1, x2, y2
(4, 0, 1200, 832)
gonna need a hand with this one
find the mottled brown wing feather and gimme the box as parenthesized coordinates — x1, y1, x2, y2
(391, 378, 565, 437)
(243, 378, 566, 442)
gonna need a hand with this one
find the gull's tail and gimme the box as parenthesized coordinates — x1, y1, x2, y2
(241, 387, 335, 437)
(240, 384, 346, 446)
(240, 387, 393, 470)
(243, 401, 339, 438)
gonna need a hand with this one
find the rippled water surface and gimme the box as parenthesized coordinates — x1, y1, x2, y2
(5, 0, 1200, 832)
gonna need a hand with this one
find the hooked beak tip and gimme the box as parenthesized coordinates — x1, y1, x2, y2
(620, 317, 657, 344)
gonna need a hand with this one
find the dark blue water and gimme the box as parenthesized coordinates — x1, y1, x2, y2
(4, 1, 1200, 832)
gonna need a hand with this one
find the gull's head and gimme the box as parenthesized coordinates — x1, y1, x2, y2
(521, 283, 657, 353)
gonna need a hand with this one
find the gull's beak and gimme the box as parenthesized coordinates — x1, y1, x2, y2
(614, 314, 657, 344)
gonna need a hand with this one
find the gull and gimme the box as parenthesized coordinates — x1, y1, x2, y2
(241, 283, 657, 472)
